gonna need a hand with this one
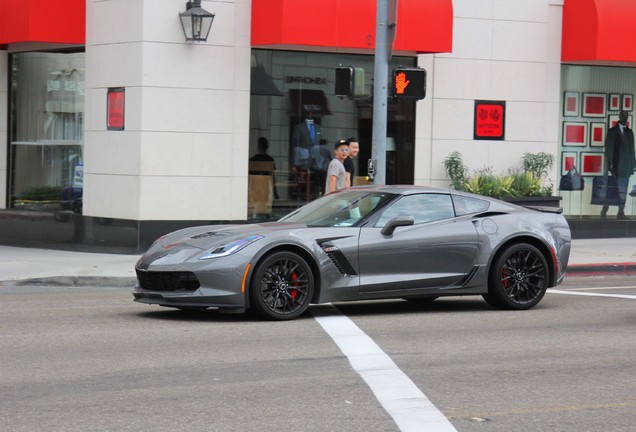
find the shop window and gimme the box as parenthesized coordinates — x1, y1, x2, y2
(8, 51, 85, 214)
(248, 49, 417, 220)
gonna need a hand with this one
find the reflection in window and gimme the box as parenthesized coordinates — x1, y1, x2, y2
(249, 49, 417, 220)
(279, 191, 394, 227)
(452, 195, 490, 216)
(9, 51, 85, 213)
(376, 194, 455, 227)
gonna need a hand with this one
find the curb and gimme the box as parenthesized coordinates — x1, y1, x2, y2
(2, 276, 136, 288)
(567, 262, 636, 276)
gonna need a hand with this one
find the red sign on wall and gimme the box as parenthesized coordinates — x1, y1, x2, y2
(474, 100, 505, 140)
(107, 88, 125, 130)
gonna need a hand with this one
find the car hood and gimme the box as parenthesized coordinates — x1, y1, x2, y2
(138, 222, 307, 267)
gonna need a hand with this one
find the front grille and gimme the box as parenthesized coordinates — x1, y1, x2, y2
(136, 270, 200, 292)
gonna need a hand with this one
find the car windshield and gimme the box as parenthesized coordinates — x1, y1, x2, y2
(279, 190, 395, 227)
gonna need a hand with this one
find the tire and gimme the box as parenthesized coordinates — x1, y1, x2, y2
(483, 242, 549, 310)
(250, 251, 314, 320)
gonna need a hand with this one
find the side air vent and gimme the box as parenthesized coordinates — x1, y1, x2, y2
(318, 241, 358, 276)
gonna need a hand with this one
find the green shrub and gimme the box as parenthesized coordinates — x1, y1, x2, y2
(444, 152, 554, 198)
(20, 186, 64, 201)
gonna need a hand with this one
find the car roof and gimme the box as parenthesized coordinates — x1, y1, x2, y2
(347, 184, 453, 195)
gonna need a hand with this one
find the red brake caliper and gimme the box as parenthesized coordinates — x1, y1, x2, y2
(290, 273, 299, 299)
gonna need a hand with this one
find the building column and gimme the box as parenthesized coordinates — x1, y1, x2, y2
(84, 0, 251, 222)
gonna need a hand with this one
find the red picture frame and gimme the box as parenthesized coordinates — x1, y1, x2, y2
(582, 93, 607, 118)
(563, 92, 579, 117)
(622, 94, 633, 111)
(609, 94, 621, 111)
(590, 122, 605, 147)
(562, 152, 577, 175)
(562, 122, 587, 146)
(581, 153, 605, 176)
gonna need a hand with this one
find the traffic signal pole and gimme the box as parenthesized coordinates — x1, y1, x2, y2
(371, 0, 389, 185)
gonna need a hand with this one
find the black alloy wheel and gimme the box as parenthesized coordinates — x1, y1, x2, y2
(250, 251, 314, 320)
(484, 242, 549, 310)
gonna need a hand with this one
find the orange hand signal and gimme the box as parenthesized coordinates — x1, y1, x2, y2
(395, 72, 410, 94)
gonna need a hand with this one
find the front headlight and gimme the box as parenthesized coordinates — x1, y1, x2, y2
(198, 235, 264, 260)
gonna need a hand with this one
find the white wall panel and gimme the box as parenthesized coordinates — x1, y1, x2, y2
(137, 176, 235, 220)
(492, 21, 548, 62)
(490, 62, 547, 101)
(88, 0, 144, 45)
(433, 58, 493, 100)
(494, 0, 549, 22)
(83, 173, 141, 219)
(431, 99, 475, 140)
(85, 43, 143, 88)
(453, 0, 494, 19)
(139, 87, 235, 133)
(505, 101, 551, 142)
(141, 43, 236, 89)
(139, 132, 231, 177)
(84, 131, 142, 176)
(446, 18, 494, 60)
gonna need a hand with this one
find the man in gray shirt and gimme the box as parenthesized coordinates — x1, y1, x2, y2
(325, 139, 349, 194)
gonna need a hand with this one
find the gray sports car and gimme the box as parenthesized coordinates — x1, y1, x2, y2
(134, 186, 571, 320)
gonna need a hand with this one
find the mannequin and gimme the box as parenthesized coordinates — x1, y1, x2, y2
(602, 110, 636, 219)
(291, 111, 322, 170)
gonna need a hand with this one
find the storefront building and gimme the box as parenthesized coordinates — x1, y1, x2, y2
(1, 0, 634, 253)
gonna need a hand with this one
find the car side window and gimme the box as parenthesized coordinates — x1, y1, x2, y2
(452, 195, 490, 216)
(376, 194, 455, 227)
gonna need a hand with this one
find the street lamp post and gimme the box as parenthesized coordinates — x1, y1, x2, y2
(371, 0, 390, 185)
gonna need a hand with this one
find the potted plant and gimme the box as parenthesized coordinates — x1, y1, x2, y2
(444, 151, 562, 208)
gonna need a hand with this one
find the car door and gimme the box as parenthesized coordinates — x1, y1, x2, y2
(358, 193, 480, 295)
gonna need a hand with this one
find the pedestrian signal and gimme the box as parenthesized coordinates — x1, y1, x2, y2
(335, 66, 366, 98)
(392, 67, 426, 100)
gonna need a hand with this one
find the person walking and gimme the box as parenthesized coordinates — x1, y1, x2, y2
(601, 110, 636, 219)
(325, 139, 349, 194)
(344, 137, 360, 187)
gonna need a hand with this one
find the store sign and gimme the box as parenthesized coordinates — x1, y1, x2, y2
(285, 76, 327, 85)
(474, 100, 505, 140)
(107, 87, 125, 130)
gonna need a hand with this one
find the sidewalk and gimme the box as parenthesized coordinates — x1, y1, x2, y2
(0, 238, 635, 287)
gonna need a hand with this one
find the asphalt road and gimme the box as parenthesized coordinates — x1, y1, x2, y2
(1, 276, 635, 432)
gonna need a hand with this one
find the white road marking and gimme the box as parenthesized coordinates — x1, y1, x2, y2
(548, 289, 636, 300)
(559, 286, 636, 291)
(311, 305, 458, 432)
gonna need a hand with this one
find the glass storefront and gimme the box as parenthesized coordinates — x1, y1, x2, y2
(248, 49, 417, 219)
(8, 51, 85, 215)
(559, 65, 636, 218)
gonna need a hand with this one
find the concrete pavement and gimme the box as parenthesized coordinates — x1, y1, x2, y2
(0, 238, 634, 287)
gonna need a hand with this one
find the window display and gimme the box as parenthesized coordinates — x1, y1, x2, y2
(9, 51, 85, 214)
(249, 50, 417, 220)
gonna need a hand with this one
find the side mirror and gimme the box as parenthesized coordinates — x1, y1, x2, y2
(381, 216, 414, 236)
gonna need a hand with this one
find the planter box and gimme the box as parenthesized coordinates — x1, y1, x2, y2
(503, 196, 563, 208)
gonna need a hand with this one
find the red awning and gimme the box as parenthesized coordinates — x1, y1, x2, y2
(0, 0, 85, 46)
(251, 0, 453, 55)
(562, 0, 636, 64)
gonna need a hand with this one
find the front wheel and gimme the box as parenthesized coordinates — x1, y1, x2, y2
(250, 251, 314, 320)
(483, 243, 549, 310)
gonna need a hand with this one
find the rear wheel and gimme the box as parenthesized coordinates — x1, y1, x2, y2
(250, 251, 314, 320)
(483, 243, 549, 310)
